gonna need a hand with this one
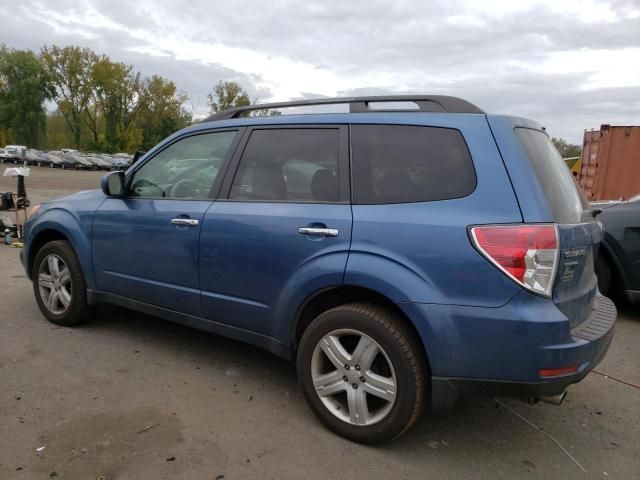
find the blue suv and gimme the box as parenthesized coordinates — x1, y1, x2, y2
(22, 96, 616, 443)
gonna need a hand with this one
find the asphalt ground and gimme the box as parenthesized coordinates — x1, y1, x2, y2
(1, 166, 638, 479)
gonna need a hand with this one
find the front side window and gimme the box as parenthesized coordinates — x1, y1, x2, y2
(129, 131, 237, 199)
(230, 129, 340, 202)
(351, 124, 476, 204)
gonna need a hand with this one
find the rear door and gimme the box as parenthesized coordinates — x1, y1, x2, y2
(198, 126, 351, 337)
(490, 116, 602, 326)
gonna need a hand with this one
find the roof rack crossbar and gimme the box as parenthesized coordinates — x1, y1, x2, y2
(202, 95, 484, 122)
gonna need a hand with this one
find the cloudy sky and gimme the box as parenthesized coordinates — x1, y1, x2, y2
(1, 0, 639, 143)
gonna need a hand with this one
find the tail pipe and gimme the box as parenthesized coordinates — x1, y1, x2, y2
(528, 390, 567, 406)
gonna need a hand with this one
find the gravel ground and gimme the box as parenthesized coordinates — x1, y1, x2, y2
(0, 167, 638, 479)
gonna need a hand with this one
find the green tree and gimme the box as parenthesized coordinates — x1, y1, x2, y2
(0, 46, 54, 147)
(137, 75, 191, 149)
(207, 80, 251, 113)
(41, 45, 98, 147)
(88, 57, 134, 150)
(552, 137, 582, 158)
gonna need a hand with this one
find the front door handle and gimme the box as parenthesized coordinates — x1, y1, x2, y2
(298, 227, 339, 237)
(171, 218, 199, 226)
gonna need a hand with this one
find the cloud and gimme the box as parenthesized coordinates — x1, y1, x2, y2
(1, 0, 639, 142)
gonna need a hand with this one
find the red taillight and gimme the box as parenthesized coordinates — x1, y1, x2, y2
(471, 224, 559, 297)
(539, 366, 578, 378)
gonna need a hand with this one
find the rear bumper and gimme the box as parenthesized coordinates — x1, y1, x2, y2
(398, 293, 617, 411)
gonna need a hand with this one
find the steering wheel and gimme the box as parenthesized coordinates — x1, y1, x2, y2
(170, 179, 204, 198)
(131, 178, 163, 195)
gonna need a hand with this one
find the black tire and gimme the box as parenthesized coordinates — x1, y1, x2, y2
(595, 254, 612, 296)
(32, 240, 92, 326)
(297, 303, 426, 444)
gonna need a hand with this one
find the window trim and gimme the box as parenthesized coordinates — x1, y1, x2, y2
(123, 127, 245, 201)
(217, 124, 350, 204)
(348, 123, 477, 205)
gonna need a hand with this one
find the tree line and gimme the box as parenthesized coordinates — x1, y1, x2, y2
(0, 44, 256, 153)
(0, 43, 582, 156)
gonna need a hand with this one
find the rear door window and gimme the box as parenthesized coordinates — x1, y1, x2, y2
(350, 124, 475, 204)
(229, 128, 341, 202)
(515, 128, 589, 223)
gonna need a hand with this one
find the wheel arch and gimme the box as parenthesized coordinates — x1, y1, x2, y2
(27, 229, 68, 277)
(26, 215, 95, 289)
(291, 285, 432, 376)
(599, 235, 629, 291)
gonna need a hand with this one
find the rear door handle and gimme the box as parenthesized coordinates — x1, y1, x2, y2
(298, 227, 339, 237)
(171, 218, 199, 226)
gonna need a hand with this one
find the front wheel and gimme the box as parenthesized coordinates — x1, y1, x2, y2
(32, 240, 92, 326)
(297, 303, 426, 443)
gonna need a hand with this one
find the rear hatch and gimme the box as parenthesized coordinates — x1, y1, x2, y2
(514, 128, 602, 327)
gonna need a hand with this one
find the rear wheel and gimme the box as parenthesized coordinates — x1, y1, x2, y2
(32, 240, 92, 326)
(297, 303, 426, 443)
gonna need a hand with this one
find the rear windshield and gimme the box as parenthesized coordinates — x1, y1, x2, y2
(515, 128, 589, 223)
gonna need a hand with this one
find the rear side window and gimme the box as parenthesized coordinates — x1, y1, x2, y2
(230, 129, 340, 202)
(515, 128, 588, 223)
(350, 125, 475, 204)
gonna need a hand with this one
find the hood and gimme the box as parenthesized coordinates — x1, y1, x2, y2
(45, 188, 102, 204)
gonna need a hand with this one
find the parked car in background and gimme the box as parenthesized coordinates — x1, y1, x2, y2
(62, 152, 93, 170)
(26, 149, 50, 167)
(593, 194, 640, 303)
(166, 158, 212, 180)
(108, 153, 132, 170)
(1, 145, 25, 163)
(84, 155, 113, 171)
(44, 151, 65, 168)
(21, 96, 616, 444)
(24, 149, 39, 165)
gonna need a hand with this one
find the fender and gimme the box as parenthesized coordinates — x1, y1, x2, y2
(270, 249, 350, 342)
(26, 208, 96, 289)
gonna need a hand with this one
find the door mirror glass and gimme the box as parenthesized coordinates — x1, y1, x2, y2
(101, 171, 125, 197)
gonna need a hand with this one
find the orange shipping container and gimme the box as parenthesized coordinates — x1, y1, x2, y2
(579, 125, 640, 201)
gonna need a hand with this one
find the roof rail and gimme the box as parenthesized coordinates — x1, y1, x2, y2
(202, 95, 484, 122)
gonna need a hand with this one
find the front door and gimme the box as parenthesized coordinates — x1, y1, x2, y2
(92, 129, 241, 316)
(199, 126, 352, 338)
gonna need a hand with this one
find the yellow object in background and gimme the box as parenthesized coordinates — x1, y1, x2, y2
(564, 156, 582, 178)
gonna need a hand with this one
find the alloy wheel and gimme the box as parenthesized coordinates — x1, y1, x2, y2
(37, 254, 72, 315)
(311, 329, 397, 426)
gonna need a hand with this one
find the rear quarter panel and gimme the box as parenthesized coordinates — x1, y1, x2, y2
(346, 114, 523, 307)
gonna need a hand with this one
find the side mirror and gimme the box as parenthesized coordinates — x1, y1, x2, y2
(101, 171, 125, 197)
